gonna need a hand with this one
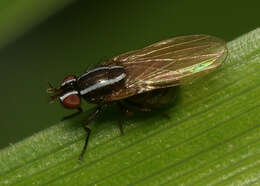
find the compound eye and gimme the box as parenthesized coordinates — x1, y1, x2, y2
(61, 75, 77, 87)
(59, 91, 81, 109)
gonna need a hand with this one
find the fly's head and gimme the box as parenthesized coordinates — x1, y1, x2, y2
(47, 75, 81, 109)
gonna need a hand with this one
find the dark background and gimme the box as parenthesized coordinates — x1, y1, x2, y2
(0, 0, 259, 148)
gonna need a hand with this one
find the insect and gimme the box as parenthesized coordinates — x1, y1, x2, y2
(47, 34, 228, 160)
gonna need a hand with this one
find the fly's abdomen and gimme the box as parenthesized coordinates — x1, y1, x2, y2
(77, 66, 126, 103)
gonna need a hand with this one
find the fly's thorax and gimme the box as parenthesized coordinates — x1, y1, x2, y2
(77, 66, 126, 103)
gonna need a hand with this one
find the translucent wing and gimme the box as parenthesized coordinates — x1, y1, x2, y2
(103, 34, 227, 101)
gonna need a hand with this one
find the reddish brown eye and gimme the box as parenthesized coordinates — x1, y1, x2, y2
(60, 92, 81, 109)
(61, 75, 77, 87)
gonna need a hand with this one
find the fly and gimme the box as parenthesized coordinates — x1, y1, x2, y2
(47, 34, 228, 160)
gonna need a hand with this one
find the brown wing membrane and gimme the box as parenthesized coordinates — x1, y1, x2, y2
(103, 35, 227, 102)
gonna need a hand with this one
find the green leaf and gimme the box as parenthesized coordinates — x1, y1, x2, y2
(1, 28, 260, 185)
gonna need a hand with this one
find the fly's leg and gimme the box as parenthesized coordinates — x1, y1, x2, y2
(116, 102, 133, 135)
(117, 102, 133, 116)
(115, 88, 178, 137)
(79, 126, 91, 161)
(116, 101, 152, 136)
(78, 106, 102, 160)
(118, 121, 125, 136)
(61, 107, 83, 121)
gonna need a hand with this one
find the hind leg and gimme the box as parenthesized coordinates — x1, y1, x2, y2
(116, 87, 179, 134)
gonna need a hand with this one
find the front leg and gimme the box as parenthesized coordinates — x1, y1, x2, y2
(78, 106, 102, 160)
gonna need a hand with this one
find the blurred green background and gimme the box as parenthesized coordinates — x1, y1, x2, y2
(0, 0, 259, 148)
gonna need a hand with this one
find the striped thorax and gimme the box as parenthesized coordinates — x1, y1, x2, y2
(57, 66, 126, 108)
